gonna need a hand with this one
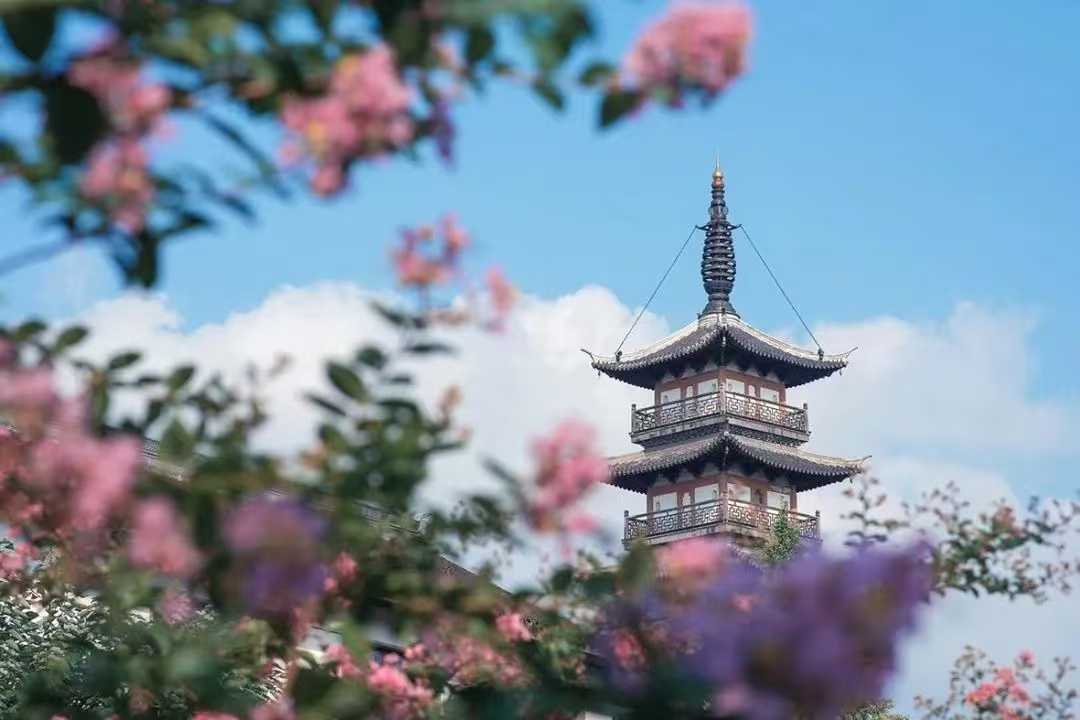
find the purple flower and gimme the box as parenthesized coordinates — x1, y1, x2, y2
(224, 493, 328, 617)
(596, 543, 933, 720)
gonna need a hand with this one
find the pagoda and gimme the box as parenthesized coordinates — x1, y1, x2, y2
(586, 165, 866, 550)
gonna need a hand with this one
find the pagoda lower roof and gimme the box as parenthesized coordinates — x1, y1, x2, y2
(607, 432, 866, 494)
(589, 312, 851, 389)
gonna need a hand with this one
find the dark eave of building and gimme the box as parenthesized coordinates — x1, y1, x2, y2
(588, 312, 851, 390)
(606, 431, 866, 494)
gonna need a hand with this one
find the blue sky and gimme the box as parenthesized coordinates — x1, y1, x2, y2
(3, 1, 1079, 382)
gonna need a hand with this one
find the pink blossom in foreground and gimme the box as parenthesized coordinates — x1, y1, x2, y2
(250, 700, 296, 720)
(367, 655, 436, 720)
(392, 215, 468, 289)
(527, 418, 609, 532)
(656, 536, 727, 591)
(70, 51, 172, 135)
(624, 2, 751, 104)
(158, 588, 197, 625)
(325, 643, 363, 679)
(495, 612, 533, 643)
(280, 45, 414, 196)
(485, 267, 516, 331)
(128, 497, 201, 578)
(80, 139, 155, 233)
(27, 412, 144, 530)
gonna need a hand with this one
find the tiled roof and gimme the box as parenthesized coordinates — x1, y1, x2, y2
(607, 431, 865, 493)
(588, 312, 851, 389)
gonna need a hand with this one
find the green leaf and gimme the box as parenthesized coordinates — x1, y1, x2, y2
(144, 399, 165, 428)
(2, 7, 56, 62)
(107, 351, 142, 371)
(45, 82, 107, 165)
(318, 423, 349, 452)
(306, 392, 347, 416)
(578, 61, 615, 87)
(599, 90, 640, 129)
(532, 77, 565, 111)
(11, 319, 47, 343)
(465, 26, 496, 64)
(355, 346, 388, 369)
(403, 341, 455, 356)
(145, 35, 210, 68)
(53, 324, 89, 352)
(166, 365, 196, 391)
(327, 362, 367, 402)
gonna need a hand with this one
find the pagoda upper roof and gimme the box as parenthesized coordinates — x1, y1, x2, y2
(606, 431, 866, 494)
(586, 165, 851, 390)
(589, 311, 851, 390)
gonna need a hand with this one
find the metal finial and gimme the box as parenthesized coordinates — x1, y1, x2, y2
(700, 161, 737, 317)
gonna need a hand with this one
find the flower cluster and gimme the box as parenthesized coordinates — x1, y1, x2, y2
(526, 419, 608, 534)
(599, 543, 933, 720)
(366, 652, 436, 720)
(391, 216, 517, 331)
(624, 2, 751, 106)
(280, 45, 414, 196)
(0, 350, 144, 562)
(127, 496, 200, 579)
(413, 617, 531, 688)
(392, 215, 468, 289)
(917, 646, 1078, 720)
(224, 494, 329, 622)
(70, 41, 172, 232)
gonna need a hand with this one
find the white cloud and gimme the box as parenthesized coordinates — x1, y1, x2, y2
(66, 282, 1079, 712)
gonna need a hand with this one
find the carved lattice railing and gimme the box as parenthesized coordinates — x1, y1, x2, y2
(630, 392, 808, 434)
(624, 497, 820, 543)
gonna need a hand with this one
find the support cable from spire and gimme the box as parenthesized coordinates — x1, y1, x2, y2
(734, 223, 824, 354)
(614, 224, 701, 357)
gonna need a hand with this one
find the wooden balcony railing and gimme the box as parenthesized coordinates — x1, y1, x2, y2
(630, 391, 808, 435)
(623, 497, 820, 544)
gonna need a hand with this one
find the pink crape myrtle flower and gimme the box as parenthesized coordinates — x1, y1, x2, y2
(325, 643, 363, 678)
(250, 700, 296, 720)
(158, 588, 197, 625)
(127, 496, 201, 578)
(367, 655, 435, 720)
(279, 44, 414, 196)
(28, 406, 144, 530)
(495, 612, 533, 643)
(656, 536, 727, 591)
(392, 215, 469, 289)
(485, 267, 516, 331)
(70, 51, 172, 135)
(527, 418, 609, 533)
(80, 139, 155, 233)
(624, 2, 751, 104)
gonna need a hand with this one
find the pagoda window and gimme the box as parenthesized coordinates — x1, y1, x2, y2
(725, 378, 746, 395)
(659, 388, 681, 405)
(698, 378, 719, 396)
(726, 481, 751, 503)
(760, 387, 781, 404)
(653, 492, 677, 513)
(694, 484, 720, 505)
(767, 490, 791, 510)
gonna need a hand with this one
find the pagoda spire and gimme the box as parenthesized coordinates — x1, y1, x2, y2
(700, 161, 738, 317)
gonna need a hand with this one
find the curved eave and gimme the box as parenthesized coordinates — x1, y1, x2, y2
(588, 315, 850, 390)
(606, 432, 865, 494)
